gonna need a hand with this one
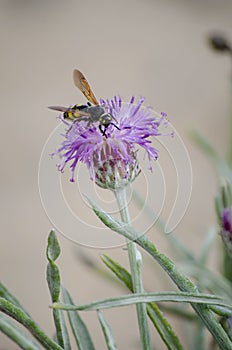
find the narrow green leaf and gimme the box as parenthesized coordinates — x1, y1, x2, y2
(225, 181, 232, 205)
(210, 305, 232, 318)
(146, 303, 184, 350)
(0, 282, 30, 316)
(75, 249, 122, 287)
(46, 230, 61, 262)
(0, 297, 63, 350)
(47, 262, 60, 303)
(101, 254, 184, 350)
(46, 231, 71, 350)
(215, 195, 223, 224)
(223, 248, 232, 283)
(53, 291, 230, 311)
(222, 183, 230, 208)
(101, 255, 132, 290)
(46, 231, 61, 303)
(0, 313, 42, 350)
(224, 315, 232, 342)
(62, 287, 96, 350)
(97, 311, 118, 350)
(52, 309, 71, 350)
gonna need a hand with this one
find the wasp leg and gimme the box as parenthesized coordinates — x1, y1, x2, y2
(99, 124, 107, 137)
(99, 123, 120, 137)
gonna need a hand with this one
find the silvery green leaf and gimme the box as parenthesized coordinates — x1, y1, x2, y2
(46, 230, 61, 262)
(62, 287, 96, 350)
(97, 311, 118, 350)
(53, 291, 230, 312)
(0, 282, 30, 316)
(52, 309, 71, 350)
(46, 231, 71, 350)
(0, 313, 42, 350)
(46, 262, 60, 303)
(0, 297, 63, 350)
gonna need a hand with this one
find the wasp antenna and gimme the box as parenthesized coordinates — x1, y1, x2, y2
(110, 123, 120, 131)
(111, 115, 119, 123)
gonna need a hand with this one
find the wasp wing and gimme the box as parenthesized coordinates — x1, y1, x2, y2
(48, 106, 68, 112)
(73, 69, 99, 105)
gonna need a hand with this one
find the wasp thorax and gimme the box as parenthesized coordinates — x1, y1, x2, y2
(93, 140, 140, 190)
(99, 114, 111, 125)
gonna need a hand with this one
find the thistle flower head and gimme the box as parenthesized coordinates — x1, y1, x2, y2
(221, 208, 232, 256)
(54, 96, 170, 189)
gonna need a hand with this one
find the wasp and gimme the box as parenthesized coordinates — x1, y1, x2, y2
(49, 70, 119, 137)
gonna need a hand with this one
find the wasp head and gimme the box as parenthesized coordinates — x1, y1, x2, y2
(99, 113, 112, 126)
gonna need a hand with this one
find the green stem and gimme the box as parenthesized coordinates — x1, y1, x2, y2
(223, 246, 232, 282)
(0, 313, 42, 350)
(114, 188, 151, 350)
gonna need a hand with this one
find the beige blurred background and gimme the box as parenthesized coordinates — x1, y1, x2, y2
(1, 0, 232, 349)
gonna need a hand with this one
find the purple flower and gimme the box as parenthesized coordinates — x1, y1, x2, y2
(221, 208, 232, 256)
(54, 96, 170, 189)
